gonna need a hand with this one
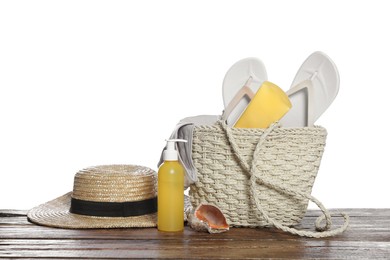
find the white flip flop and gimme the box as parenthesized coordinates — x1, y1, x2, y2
(222, 58, 268, 126)
(280, 51, 340, 127)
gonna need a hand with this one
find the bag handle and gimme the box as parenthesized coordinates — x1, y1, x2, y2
(219, 121, 349, 238)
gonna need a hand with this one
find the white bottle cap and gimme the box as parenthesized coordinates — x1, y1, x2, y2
(163, 139, 187, 161)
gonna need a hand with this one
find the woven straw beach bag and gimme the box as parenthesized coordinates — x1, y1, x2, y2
(189, 121, 349, 238)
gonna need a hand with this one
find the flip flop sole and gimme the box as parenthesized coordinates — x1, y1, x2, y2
(222, 58, 267, 126)
(281, 51, 340, 127)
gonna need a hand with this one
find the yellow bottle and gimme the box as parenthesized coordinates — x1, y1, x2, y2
(234, 81, 292, 129)
(158, 139, 186, 232)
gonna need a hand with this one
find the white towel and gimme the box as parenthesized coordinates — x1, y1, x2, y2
(158, 115, 220, 188)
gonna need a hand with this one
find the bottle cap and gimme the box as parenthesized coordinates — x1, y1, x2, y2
(163, 139, 187, 161)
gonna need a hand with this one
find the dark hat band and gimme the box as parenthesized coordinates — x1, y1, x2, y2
(70, 197, 157, 217)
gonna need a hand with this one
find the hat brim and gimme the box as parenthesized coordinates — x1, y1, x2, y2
(27, 192, 157, 229)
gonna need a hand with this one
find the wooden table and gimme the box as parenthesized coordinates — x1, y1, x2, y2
(1, 209, 389, 259)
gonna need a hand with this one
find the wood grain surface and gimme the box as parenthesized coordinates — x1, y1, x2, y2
(0, 209, 389, 259)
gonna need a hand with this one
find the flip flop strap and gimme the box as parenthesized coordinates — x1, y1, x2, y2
(220, 121, 349, 238)
(222, 78, 255, 121)
(287, 79, 316, 126)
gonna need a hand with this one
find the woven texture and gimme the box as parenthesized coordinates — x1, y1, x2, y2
(190, 122, 327, 228)
(72, 165, 157, 202)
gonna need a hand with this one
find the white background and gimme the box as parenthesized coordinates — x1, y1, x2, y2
(1, 0, 389, 210)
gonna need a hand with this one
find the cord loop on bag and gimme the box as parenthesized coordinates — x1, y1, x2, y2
(219, 120, 349, 238)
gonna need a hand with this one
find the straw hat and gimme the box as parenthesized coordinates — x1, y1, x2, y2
(28, 165, 158, 229)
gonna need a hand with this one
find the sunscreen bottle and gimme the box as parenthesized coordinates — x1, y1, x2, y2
(158, 139, 187, 232)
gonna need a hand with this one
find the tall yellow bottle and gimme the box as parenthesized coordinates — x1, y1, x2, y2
(158, 139, 186, 232)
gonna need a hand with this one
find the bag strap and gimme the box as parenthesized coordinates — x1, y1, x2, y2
(219, 121, 349, 238)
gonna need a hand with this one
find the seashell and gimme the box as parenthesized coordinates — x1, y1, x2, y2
(188, 204, 229, 233)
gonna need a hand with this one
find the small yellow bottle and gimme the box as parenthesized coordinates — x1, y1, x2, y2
(158, 139, 186, 232)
